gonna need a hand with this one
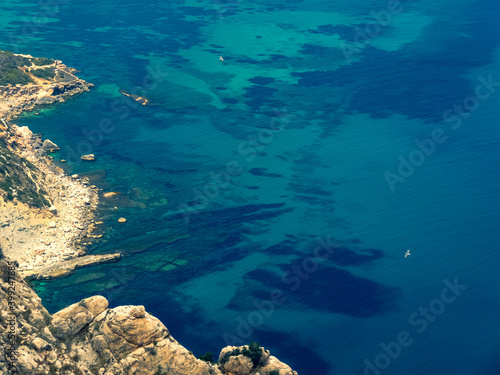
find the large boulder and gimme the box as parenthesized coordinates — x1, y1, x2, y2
(16, 126, 33, 138)
(42, 139, 60, 151)
(35, 96, 56, 105)
(89, 305, 168, 355)
(85, 305, 219, 375)
(223, 354, 254, 375)
(32, 337, 52, 352)
(50, 295, 108, 338)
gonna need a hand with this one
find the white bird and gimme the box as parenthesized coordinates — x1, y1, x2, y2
(405, 249, 411, 258)
(219, 56, 224, 62)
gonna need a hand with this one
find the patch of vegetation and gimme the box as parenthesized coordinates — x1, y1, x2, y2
(0, 66, 33, 86)
(219, 342, 264, 368)
(198, 352, 214, 363)
(0, 51, 57, 85)
(31, 67, 56, 79)
(0, 139, 50, 208)
(32, 57, 54, 66)
(0, 50, 33, 86)
(0, 50, 31, 67)
(145, 346, 157, 356)
(269, 371, 280, 375)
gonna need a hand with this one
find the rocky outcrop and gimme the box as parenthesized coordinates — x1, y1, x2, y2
(222, 353, 254, 374)
(22, 253, 122, 280)
(0, 78, 93, 122)
(50, 296, 109, 339)
(81, 154, 95, 161)
(0, 258, 298, 375)
(41, 139, 60, 152)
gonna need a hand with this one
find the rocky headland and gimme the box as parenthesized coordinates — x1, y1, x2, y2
(0, 257, 298, 375)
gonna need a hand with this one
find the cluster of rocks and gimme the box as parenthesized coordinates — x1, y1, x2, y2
(0, 258, 298, 375)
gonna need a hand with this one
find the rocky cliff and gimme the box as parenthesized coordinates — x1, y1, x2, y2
(0, 257, 298, 375)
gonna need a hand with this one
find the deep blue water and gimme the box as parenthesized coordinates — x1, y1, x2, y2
(2, 0, 500, 373)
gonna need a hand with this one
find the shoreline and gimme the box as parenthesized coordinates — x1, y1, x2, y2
(0, 53, 121, 279)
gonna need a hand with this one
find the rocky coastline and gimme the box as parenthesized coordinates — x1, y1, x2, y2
(0, 53, 119, 279)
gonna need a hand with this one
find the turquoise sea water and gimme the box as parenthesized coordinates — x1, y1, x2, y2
(2, 0, 500, 373)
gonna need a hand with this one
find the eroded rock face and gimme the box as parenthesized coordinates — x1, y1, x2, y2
(223, 354, 254, 374)
(69, 304, 219, 375)
(0, 258, 298, 375)
(91, 305, 167, 354)
(50, 295, 108, 338)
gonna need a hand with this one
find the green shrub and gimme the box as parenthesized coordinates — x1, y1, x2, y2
(0, 51, 56, 85)
(31, 67, 56, 79)
(242, 341, 264, 367)
(0, 67, 33, 85)
(0, 143, 50, 208)
(198, 352, 214, 363)
(32, 57, 54, 66)
(0, 50, 31, 67)
(0, 50, 33, 85)
(269, 371, 280, 375)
